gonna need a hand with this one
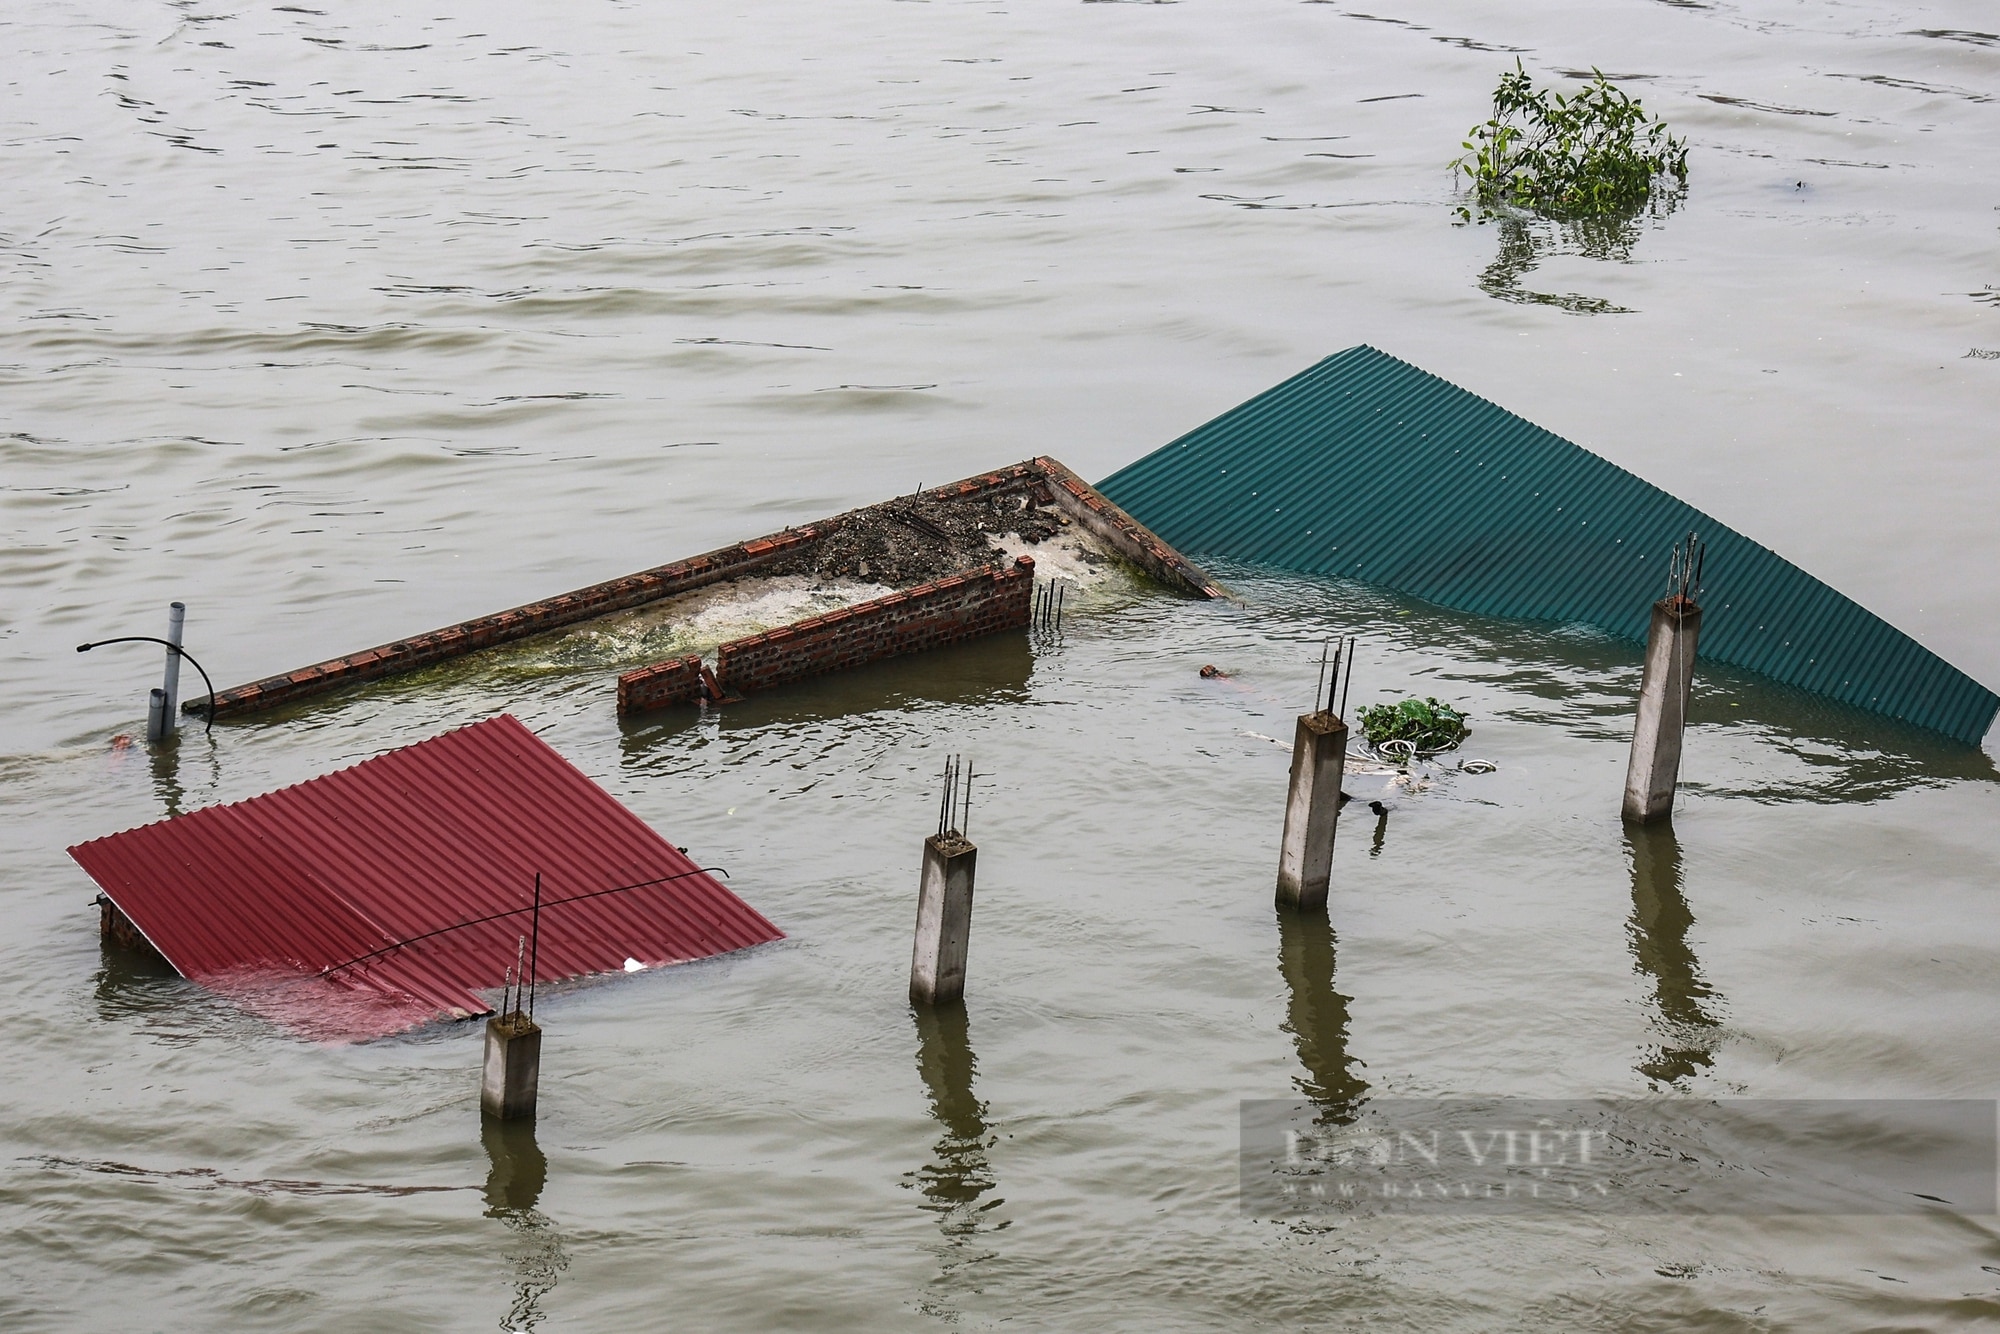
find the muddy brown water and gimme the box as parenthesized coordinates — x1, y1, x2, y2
(4, 1, 1999, 1329)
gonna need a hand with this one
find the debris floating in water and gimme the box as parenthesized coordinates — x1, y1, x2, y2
(1359, 697, 1470, 760)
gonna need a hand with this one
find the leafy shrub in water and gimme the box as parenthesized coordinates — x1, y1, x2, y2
(1453, 62, 1687, 219)
(1358, 697, 1469, 758)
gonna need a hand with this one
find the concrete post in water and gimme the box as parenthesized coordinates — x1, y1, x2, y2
(145, 687, 170, 746)
(1276, 710, 1348, 912)
(1622, 595, 1702, 825)
(160, 602, 185, 737)
(911, 834, 977, 1006)
(912, 755, 978, 1006)
(481, 1013, 542, 1121)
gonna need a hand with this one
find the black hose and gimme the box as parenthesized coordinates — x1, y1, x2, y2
(76, 636, 216, 735)
(316, 866, 732, 982)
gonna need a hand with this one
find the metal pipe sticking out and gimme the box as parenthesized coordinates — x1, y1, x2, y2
(75, 635, 218, 735)
(160, 603, 185, 738)
(145, 688, 169, 746)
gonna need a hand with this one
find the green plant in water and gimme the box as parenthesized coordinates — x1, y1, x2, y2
(1358, 697, 1470, 759)
(1453, 62, 1687, 220)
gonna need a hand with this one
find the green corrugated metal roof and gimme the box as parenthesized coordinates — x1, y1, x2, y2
(1099, 345, 1998, 745)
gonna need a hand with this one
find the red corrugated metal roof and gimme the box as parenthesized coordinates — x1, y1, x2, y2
(68, 714, 782, 1040)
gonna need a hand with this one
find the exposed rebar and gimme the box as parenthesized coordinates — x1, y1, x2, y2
(934, 753, 974, 839)
(1338, 636, 1356, 719)
(1667, 532, 1706, 603)
(528, 872, 542, 1019)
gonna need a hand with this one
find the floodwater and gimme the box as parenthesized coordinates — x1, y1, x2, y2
(4, 0, 1999, 1328)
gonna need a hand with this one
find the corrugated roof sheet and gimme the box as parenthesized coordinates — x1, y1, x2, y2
(69, 714, 782, 1039)
(1099, 345, 1998, 745)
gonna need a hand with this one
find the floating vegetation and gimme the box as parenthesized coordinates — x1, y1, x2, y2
(1358, 697, 1470, 761)
(1453, 62, 1687, 220)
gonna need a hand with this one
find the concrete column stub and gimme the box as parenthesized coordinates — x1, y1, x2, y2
(480, 1013, 543, 1121)
(911, 834, 977, 1005)
(1623, 597, 1703, 825)
(1277, 711, 1348, 912)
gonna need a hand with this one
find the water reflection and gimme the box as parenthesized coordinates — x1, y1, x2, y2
(1474, 194, 1681, 315)
(481, 1118, 569, 1333)
(907, 1003, 1001, 1237)
(1624, 823, 1725, 1089)
(1275, 908, 1370, 1126)
(92, 924, 184, 1024)
(149, 739, 185, 819)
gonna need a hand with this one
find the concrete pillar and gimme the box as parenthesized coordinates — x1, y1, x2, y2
(1276, 711, 1348, 912)
(481, 1013, 542, 1120)
(1623, 597, 1702, 825)
(160, 602, 185, 735)
(911, 834, 977, 1005)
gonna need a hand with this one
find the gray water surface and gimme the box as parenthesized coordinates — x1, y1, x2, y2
(4, 1, 1999, 1329)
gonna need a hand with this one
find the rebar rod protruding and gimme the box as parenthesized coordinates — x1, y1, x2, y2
(1315, 640, 1329, 713)
(1338, 636, 1356, 720)
(938, 757, 951, 837)
(528, 872, 542, 1019)
(512, 934, 527, 1019)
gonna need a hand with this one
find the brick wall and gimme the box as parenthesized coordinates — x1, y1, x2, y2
(202, 526, 830, 718)
(616, 653, 704, 716)
(710, 556, 1035, 699)
(199, 455, 1219, 719)
(1032, 455, 1227, 600)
